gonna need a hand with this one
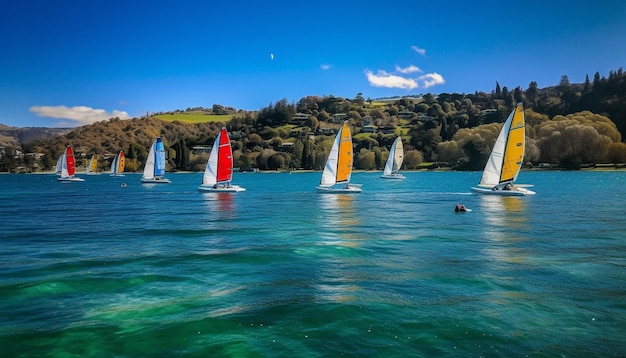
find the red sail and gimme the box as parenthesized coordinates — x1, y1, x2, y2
(66, 146, 76, 176)
(216, 128, 233, 182)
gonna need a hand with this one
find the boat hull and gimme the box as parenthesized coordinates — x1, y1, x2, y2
(198, 185, 245, 192)
(471, 186, 535, 196)
(141, 178, 171, 184)
(58, 177, 85, 182)
(317, 185, 362, 193)
(380, 173, 405, 179)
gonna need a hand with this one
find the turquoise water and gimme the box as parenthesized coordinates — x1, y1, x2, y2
(1, 171, 625, 357)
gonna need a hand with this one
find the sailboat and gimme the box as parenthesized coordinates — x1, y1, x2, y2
(141, 137, 171, 184)
(86, 154, 98, 175)
(380, 136, 405, 179)
(110, 151, 125, 177)
(317, 121, 361, 193)
(198, 128, 245, 192)
(57, 145, 84, 182)
(471, 102, 535, 196)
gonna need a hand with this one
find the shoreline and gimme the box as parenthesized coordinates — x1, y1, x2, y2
(5, 166, 626, 175)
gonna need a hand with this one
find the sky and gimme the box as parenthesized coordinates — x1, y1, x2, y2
(1, 0, 625, 128)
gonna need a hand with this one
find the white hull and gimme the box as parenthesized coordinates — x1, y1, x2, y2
(471, 186, 536, 196)
(380, 173, 405, 179)
(110, 174, 125, 177)
(141, 178, 171, 184)
(58, 177, 85, 182)
(198, 185, 245, 192)
(317, 185, 362, 193)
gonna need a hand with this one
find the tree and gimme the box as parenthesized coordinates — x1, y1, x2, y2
(354, 148, 376, 169)
(526, 81, 538, 106)
(605, 142, 626, 164)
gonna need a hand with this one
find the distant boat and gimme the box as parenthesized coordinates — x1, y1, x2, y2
(380, 136, 405, 179)
(141, 137, 171, 184)
(198, 127, 245, 192)
(317, 121, 361, 193)
(57, 145, 84, 182)
(110, 151, 125, 177)
(86, 154, 98, 175)
(471, 102, 535, 196)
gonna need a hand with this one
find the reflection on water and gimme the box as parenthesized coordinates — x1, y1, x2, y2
(479, 195, 526, 228)
(314, 194, 364, 303)
(318, 194, 361, 245)
(479, 195, 530, 265)
(200, 192, 236, 220)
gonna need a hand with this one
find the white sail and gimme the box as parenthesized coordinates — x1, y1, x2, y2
(110, 154, 117, 174)
(59, 151, 69, 178)
(320, 126, 342, 187)
(55, 155, 63, 176)
(478, 112, 511, 187)
(143, 140, 156, 180)
(202, 131, 221, 186)
(382, 137, 404, 178)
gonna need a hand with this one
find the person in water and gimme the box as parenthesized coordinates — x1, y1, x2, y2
(455, 204, 467, 212)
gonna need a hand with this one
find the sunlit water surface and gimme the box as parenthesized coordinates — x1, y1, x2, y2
(1, 171, 625, 357)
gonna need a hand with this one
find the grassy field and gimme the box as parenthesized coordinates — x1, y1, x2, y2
(154, 112, 233, 124)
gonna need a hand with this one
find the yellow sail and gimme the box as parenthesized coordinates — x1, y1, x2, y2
(117, 152, 125, 173)
(89, 155, 98, 172)
(500, 103, 525, 183)
(336, 122, 353, 183)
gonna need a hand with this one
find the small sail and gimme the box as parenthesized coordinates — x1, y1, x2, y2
(117, 152, 125, 174)
(478, 102, 524, 187)
(320, 121, 354, 186)
(57, 145, 84, 182)
(199, 128, 243, 191)
(501, 105, 525, 183)
(65, 146, 76, 177)
(142, 137, 170, 183)
(383, 137, 403, 175)
(55, 155, 63, 175)
(87, 154, 97, 174)
(143, 140, 157, 180)
(154, 138, 166, 177)
(203, 128, 233, 186)
(110, 151, 124, 175)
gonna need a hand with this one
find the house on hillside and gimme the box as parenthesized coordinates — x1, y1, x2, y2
(319, 128, 335, 136)
(333, 113, 347, 123)
(290, 113, 310, 125)
(361, 124, 377, 133)
(192, 145, 212, 154)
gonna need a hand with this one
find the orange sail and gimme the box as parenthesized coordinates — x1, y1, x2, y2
(336, 122, 353, 183)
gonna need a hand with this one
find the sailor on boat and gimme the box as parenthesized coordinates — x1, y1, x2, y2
(455, 204, 468, 212)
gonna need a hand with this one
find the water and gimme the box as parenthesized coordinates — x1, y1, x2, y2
(1, 171, 625, 357)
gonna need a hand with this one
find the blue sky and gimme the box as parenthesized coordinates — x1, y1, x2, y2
(1, 0, 625, 128)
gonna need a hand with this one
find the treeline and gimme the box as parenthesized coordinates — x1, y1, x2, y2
(6, 68, 626, 173)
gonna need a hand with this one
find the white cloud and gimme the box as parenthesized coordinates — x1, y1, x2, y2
(320, 63, 332, 70)
(365, 70, 418, 90)
(418, 72, 445, 88)
(396, 65, 422, 74)
(29, 105, 130, 126)
(411, 45, 426, 56)
(365, 66, 445, 91)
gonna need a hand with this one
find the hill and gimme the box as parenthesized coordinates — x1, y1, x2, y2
(2, 68, 626, 173)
